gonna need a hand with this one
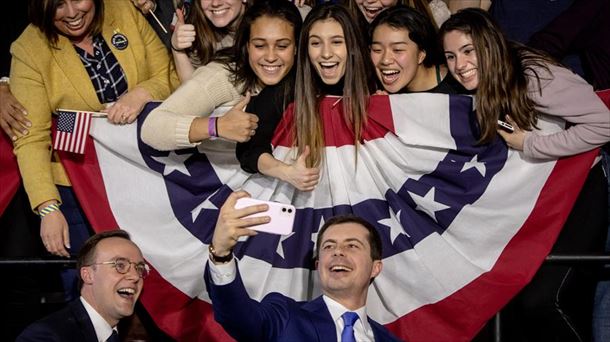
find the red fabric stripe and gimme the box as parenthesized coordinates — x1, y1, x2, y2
(0, 134, 19, 215)
(386, 148, 599, 341)
(140, 149, 597, 342)
(60, 136, 230, 340)
(140, 268, 233, 341)
(51, 90, 610, 341)
(59, 135, 119, 231)
(271, 96, 395, 148)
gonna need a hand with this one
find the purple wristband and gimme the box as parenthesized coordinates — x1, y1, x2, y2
(208, 117, 217, 138)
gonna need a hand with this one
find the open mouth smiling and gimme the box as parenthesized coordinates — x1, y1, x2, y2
(117, 287, 136, 299)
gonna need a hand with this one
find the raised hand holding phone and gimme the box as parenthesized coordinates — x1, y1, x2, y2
(234, 197, 296, 235)
(210, 191, 267, 258)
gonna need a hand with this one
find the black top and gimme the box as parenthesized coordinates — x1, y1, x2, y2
(1, 1, 28, 76)
(398, 68, 467, 95)
(528, 0, 610, 90)
(320, 78, 345, 96)
(236, 77, 343, 174)
(236, 78, 292, 173)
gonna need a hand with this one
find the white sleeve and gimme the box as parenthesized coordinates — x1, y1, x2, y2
(207, 257, 237, 285)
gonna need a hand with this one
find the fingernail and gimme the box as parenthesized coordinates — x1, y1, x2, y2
(11, 135, 17, 141)
(22, 130, 28, 135)
(23, 111, 28, 115)
(26, 122, 32, 127)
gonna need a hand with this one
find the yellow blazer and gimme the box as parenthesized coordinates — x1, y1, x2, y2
(10, 0, 175, 211)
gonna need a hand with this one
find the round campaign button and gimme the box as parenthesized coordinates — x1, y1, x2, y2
(111, 33, 128, 50)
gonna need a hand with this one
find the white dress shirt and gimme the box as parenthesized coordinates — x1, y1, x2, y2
(323, 295, 375, 342)
(208, 256, 238, 285)
(80, 297, 117, 342)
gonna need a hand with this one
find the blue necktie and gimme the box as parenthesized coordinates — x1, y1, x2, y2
(107, 330, 119, 342)
(341, 311, 359, 342)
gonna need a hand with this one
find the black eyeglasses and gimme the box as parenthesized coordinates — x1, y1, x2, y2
(87, 257, 150, 279)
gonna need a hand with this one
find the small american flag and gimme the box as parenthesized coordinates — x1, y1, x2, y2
(53, 110, 93, 154)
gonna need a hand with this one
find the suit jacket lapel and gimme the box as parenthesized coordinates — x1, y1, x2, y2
(368, 316, 400, 342)
(69, 300, 100, 342)
(303, 296, 337, 342)
(52, 37, 101, 109)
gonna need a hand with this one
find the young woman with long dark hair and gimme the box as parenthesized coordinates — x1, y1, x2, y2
(441, 9, 609, 341)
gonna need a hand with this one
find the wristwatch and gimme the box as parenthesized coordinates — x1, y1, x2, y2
(208, 244, 233, 264)
(0, 77, 9, 86)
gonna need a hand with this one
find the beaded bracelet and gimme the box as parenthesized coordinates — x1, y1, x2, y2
(39, 203, 60, 218)
(208, 117, 218, 138)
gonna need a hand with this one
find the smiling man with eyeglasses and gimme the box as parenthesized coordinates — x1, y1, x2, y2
(17, 230, 148, 342)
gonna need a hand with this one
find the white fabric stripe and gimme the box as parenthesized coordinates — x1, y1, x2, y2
(92, 118, 310, 301)
(389, 93, 456, 150)
(90, 96, 569, 325)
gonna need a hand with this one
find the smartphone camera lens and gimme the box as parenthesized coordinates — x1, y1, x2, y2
(288, 209, 293, 213)
(282, 208, 286, 212)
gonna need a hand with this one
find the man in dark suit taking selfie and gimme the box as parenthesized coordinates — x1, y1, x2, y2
(205, 191, 401, 342)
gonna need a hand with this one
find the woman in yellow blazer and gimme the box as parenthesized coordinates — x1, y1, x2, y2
(10, 0, 174, 259)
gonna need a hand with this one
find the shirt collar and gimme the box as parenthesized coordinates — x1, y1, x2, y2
(80, 297, 116, 342)
(322, 295, 370, 331)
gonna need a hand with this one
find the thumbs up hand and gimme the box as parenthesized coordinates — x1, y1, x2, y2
(217, 93, 259, 142)
(282, 146, 320, 191)
(171, 8, 196, 52)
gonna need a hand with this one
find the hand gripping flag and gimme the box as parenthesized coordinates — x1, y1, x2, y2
(2, 92, 606, 341)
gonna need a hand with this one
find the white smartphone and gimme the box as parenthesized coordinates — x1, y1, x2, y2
(234, 197, 296, 235)
(497, 120, 514, 132)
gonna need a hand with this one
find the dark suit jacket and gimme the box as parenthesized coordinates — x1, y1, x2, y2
(204, 264, 403, 342)
(16, 300, 98, 342)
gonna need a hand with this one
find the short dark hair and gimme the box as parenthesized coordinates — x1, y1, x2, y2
(314, 215, 383, 261)
(369, 5, 443, 68)
(29, 0, 105, 47)
(76, 230, 132, 289)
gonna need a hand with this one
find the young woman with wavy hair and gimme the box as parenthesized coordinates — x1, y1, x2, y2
(441, 8, 609, 156)
(441, 8, 609, 341)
